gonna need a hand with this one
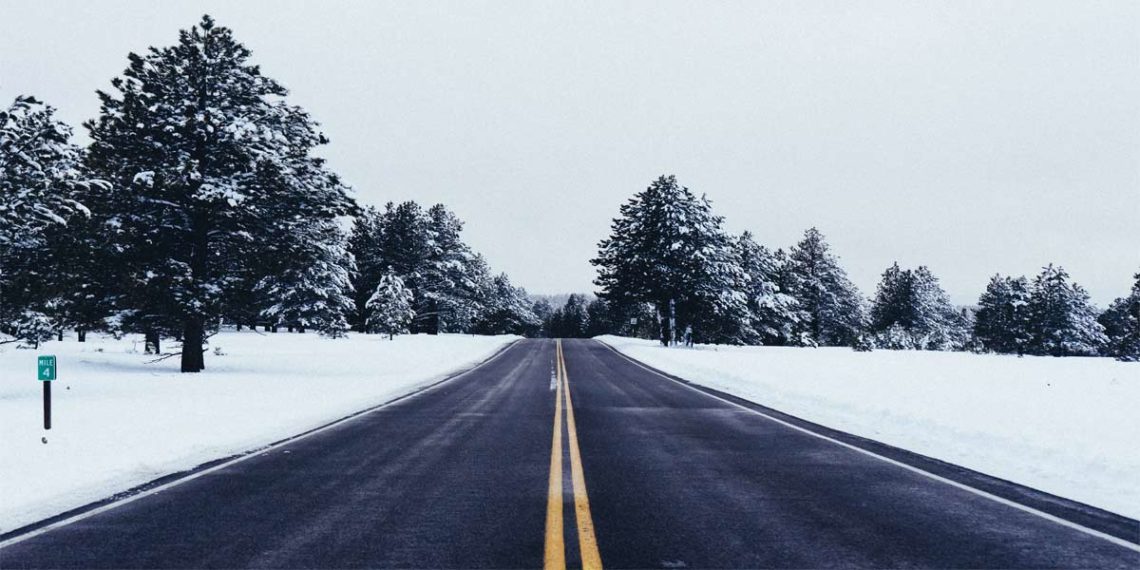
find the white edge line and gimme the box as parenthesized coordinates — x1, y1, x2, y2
(0, 339, 522, 550)
(594, 339, 1140, 553)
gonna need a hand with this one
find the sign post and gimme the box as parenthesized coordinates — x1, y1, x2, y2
(38, 355, 56, 430)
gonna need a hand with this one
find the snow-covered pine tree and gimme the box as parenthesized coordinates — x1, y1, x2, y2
(423, 204, 483, 333)
(973, 274, 1032, 354)
(347, 206, 385, 331)
(1099, 272, 1140, 361)
(553, 294, 591, 338)
(869, 263, 969, 350)
(1, 96, 107, 344)
(255, 221, 356, 337)
(1026, 264, 1107, 356)
(785, 228, 866, 346)
(592, 175, 751, 346)
(472, 273, 540, 335)
(735, 232, 801, 345)
(910, 266, 971, 350)
(366, 269, 415, 340)
(85, 16, 354, 371)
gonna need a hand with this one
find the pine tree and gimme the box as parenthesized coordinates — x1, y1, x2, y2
(785, 228, 866, 346)
(347, 206, 385, 331)
(553, 294, 590, 338)
(974, 274, 1032, 354)
(1099, 272, 1140, 361)
(85, 16, 354, 371)
(735, 232, 801, 345)
(592, 175, 751, 346)
(423, 204, 483, 333)
(870, 263, 968, 350)
(366, 270, 415, 339)
(1, 96, 107, 344)
(1026, 264, 1107, 356)
(255, 222, 355, 337)
(472, 273, 540, 335)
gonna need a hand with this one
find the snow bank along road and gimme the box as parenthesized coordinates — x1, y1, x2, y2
(1, 339, 1137, 568)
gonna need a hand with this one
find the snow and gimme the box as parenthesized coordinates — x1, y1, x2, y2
(597, 336, 1140, 519)
(0, 331, 517, 534)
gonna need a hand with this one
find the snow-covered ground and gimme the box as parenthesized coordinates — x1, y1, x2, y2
(597, 336, 1140, 520)
(0, 331, 517, 534)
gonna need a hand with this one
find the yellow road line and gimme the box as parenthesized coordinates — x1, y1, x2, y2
(560, 340, 604, 570)
(544, 341, 565, 570)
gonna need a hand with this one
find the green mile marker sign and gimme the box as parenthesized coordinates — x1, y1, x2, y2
(38, 355, 56, 381)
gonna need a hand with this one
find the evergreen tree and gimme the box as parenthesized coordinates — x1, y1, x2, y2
(472, 273, 540, 335)
(1025, 264, 1106, 356)
(85, 16, 354, 371)
(785, 228, 866, 346)
(347, 206, 385, 331)
(1099, 273, 1140, 361)
(1, 95, 107, 344)
(592, 175, 750, 346)
(255, 222, 355, 337)
(531, 299, 554, 337)
(973, 274, 1032, 354)
(427, 206, 489, 333)
(585, 297, 616, 337)
(735, 232, 801, 345)
(869, 263, 968, 350)
(366, 269, 415, 340)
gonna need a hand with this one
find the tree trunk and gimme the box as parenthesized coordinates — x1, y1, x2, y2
(236, 323, 243, 331)
(264, 324, 272, 332)
(145, 330, 160, 355)
(77, 329, 87, 342)
(287, 325, 294, 333)
(297, 325, 305, 334)
(57, 329, 64, 342)
(181, 316, 205, 373)
(657, 301, 672, 346)
(272, 325, 278, 333)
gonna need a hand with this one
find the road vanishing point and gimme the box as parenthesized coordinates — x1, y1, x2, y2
(1, 339, 1137, 568)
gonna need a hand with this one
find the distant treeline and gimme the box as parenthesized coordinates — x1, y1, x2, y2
(574, 175, 1138, 360)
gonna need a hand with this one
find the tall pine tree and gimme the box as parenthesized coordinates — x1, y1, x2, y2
(785, 228, 866, 346)
(1, 96, 107, 344)
(592, 175, 751, 345)
(86, 16, 354, 371)
(1099, 272, 1140, 361)
(1026, 265, 1106, 356)
(974, 274, 1032, 354)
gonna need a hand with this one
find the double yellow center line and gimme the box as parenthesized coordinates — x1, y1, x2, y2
(545, 340, 603, 570)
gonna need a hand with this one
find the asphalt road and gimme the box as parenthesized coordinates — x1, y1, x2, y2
(1, 338, 1137, 568)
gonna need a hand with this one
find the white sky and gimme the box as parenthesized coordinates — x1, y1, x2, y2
(2, 1, 1137, 305)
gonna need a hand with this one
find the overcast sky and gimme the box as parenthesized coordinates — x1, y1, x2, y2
(2, 1, 1137, 304)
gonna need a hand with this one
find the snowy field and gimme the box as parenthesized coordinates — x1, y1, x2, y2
(598, 336, 1140, 520)
(0, 331, 517, 534)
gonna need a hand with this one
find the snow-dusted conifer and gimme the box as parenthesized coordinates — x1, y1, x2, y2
(366, 270, 415, 339)
(1026, 264, 1106, 356)
(1099, 272, 1140, 361)
(592, 175, 751, 345)
(256, 223, 355, 338)
(472, 273, 540, 335)
(1, 96, 107, 344)
(735, 232, 801, 345)
(85, 16, 354, 370)
(870, 263, 969, 350)
(785, 228, 866, 346)
(974, 274, 1032, 354)
(347, 206, 385, 331)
